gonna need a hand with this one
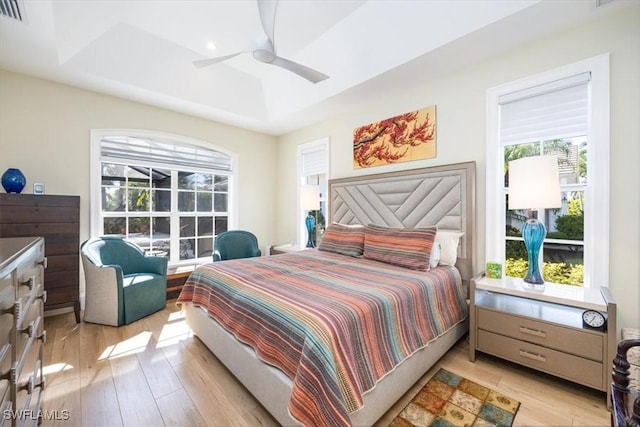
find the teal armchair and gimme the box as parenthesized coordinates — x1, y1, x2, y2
(213, 230, 261, 261)
(81, 236, 167, 326)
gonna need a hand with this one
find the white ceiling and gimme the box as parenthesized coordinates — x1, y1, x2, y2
(0, 0, 631, 135)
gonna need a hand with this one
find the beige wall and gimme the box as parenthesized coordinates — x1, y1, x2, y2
(276, 5, 640, 331)
(1, 5, 637, 330)
(0, 71, 278, 298)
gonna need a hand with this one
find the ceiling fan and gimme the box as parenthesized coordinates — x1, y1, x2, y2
(193, 0, 329, 84)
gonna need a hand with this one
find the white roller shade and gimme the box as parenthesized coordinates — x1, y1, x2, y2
(499, 72, 590, 145)
(301, 147, 326, 176)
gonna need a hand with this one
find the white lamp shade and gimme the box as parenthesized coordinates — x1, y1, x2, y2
(301, 184, 320, 210)
(508, 156, 561, 210)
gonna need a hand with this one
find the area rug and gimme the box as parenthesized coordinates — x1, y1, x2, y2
(390, 368, 520, 427)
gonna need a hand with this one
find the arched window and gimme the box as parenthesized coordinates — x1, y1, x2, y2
(90, 130, 237, 266)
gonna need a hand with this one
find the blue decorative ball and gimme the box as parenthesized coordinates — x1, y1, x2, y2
(1, 168, 27, 193)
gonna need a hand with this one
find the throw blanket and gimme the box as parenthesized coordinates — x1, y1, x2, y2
(176, 250, 467, 427)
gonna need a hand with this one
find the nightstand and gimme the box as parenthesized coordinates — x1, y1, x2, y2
(469, 274, 616, 407)
(270, 244, 311, 255)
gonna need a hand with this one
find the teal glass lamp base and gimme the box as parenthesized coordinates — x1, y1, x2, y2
(305, 214, 316, 248)
(522, 216, 546, 287)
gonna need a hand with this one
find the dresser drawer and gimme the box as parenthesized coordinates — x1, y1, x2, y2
(477, 307, 603, 361)
(0, 285, 14, 313)
(0, 270, 13, 298)
(0, 306, 15, 380)
(478, 329, 604, 390)
(0, 380, 10, 419)
(45, 286, 78, 306)
(16, 271, 43, 304)
(44, 268, 79, 290)
(14, 360, 44, 421)
(0, 196, 79, 224)
(14, 302, 42, 375)
(0, 341, 11, 383)
(14, 244, 45, 301)
(0, 224, 79, 256)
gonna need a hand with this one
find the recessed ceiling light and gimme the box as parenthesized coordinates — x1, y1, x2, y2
(206, 41, 217, 51)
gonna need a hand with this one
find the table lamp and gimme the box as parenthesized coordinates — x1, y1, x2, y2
(508, 156, 561, 287)
(301, 184, 320, 248)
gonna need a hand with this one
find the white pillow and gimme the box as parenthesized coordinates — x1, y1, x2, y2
(429, 242, 441, 269)
(434, 230, 464, 266)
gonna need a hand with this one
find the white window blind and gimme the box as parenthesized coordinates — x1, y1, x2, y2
(301, 147, 327, 176)
(101, 136, 232, 171)
(499, 72, 590, 145)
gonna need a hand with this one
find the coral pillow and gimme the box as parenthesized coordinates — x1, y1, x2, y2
(318, 223, 365, 257)
(363, 224, 437, 271)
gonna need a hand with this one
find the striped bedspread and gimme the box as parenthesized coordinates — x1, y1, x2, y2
(176, 250, 467, 427)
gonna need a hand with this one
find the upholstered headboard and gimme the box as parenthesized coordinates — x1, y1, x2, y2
(328, 161, 476, 282)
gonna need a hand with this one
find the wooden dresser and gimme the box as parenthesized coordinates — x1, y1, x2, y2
(0, 194, 80, 322)
(1, 237, 47, 426)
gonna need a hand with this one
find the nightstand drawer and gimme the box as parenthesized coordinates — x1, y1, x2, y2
(478, 330, 604, 390)
(477, 307, 603, 361)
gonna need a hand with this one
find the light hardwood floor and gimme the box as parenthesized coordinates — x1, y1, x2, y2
(40, 301, 610, 426)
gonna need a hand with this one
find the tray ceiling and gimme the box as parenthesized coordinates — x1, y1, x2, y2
(0, 0, 628, 135)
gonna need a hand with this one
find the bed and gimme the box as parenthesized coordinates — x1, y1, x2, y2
(177, 161, 476, 426)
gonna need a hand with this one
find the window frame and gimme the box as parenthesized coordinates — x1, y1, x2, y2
(485, 54, 610, 288)
(90, 129, 239, 268)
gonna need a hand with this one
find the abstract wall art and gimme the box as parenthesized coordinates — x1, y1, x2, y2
(353, 105, 436, 169)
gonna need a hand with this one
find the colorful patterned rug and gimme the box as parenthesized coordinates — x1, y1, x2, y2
(390, 368, 520, 427)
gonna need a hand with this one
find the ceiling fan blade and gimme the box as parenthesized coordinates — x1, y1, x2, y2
(257, 0, 278, 44)
(193, 52, 243, 68)
(271, 56, 329, 84)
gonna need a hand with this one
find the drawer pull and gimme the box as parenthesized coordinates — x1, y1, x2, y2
(35, 375, 46, 391)
(21, 374, 35, 394)
(39, 330, 47, 344)
(20, 277, 34, 290)
(38, 290, 47, 303)
(10, 363, 17, 385)
(38, 257, 47, 268)
(519, 326, 546, 338)
(20, 320, 36, 338)
(14, 321, 38, 377)
(15, 291, 40, 326)
(519, 349, 547, 363)
(14, 299, 22, 319)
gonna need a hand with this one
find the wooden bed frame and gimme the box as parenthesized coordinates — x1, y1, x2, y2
(182, 161, 476, 426)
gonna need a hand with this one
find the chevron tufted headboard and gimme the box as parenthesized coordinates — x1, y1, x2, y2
(328, 161, 476, 282)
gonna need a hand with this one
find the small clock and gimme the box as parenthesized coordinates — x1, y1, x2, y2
(582, 310, 607, 331)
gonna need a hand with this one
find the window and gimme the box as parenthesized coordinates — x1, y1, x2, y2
(298, 138, 329, 247)
(90, 130, 237, 267)
(486, 55, 609, 288)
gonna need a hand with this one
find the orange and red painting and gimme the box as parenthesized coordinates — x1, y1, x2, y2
(353, 105, 436, 169)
